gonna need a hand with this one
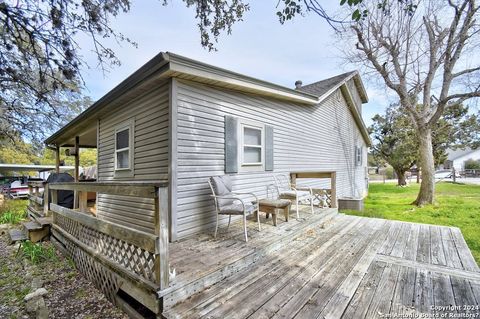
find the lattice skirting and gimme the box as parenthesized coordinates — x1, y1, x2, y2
(51, 229, 121, 304)
(310, 189, 333, 208)
(51, 229, 161, 317)
(54, 214, 156, 283)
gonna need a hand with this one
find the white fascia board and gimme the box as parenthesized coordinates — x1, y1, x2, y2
(167, 58, 319, 105)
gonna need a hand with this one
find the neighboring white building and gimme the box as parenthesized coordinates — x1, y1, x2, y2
(444, 148, 480, 171)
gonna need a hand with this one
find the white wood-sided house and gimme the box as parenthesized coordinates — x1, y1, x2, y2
(34, 52, 372, 317)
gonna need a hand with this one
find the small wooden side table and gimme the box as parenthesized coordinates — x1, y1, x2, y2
(256, 199, 291, 226)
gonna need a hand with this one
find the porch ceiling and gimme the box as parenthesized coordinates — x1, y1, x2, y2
(55, 123, 98, 148)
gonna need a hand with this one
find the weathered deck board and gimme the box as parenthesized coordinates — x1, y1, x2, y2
(390, 265, 416, 315)
(164, 209, 480, 319)
(169, 214, 355, 318)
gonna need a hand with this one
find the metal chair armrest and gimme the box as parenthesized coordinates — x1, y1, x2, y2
(232, 192, 258, 201)
(296, 186, 314, 195)
(211, 194, 244, 201)
(210, 194, 246, 211)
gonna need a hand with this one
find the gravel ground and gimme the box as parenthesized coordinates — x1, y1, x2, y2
(0, 226, 128, 319)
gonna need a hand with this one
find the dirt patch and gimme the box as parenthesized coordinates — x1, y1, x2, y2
(0, 228, 128, 319)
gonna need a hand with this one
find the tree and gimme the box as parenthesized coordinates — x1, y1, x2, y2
(431, 104, 480, 166)
(340, 0, 480, 205)
(1, 0, 248, 142)
(0, 138, 36, 165)
(465, 159, 480, 169)
(0, 136, 37, 176)
(40, 148, 97, 168)
(371, 102, 479, 186)
(370, 105, 418, 186)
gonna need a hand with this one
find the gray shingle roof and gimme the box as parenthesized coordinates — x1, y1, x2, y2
(297, 71, 357, 97)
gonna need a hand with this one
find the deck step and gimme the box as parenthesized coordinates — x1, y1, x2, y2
(22, 221, 43, 231)
(35, 217, 53, 227)
(8, 229, 28, 244)
(160, 209, 340, 308)
(27, 205, 45, 219)
(22, 220, 50, 243)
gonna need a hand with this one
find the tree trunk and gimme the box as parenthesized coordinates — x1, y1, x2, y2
(414, 127, 435, 206)
(395, 170, 407, 186)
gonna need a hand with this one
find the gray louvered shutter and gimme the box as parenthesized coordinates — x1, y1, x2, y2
(225, 115, 238, 173)
(265, 125, 274, 171)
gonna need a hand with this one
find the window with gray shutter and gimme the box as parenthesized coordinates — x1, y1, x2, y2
(224, 116, 274, 173)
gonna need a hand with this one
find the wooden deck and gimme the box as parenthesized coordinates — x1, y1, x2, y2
(163, 207, 480, 319)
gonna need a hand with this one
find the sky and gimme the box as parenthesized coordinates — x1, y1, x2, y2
(77, 1, 393, 126)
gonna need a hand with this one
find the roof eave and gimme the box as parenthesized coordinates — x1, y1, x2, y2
(340, 84, 372, 146)
(167, 52, 319, 105)
(352, 72, 369, 103)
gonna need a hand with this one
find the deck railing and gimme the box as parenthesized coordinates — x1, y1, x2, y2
(290, 171, 337, 208)
(46, 181, 169, 314)
(27, 181, 47, 217)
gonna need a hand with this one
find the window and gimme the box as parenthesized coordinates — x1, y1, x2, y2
(242, 126, 263, 165)
(224, 115, 274, 173)
(116, 128, 130, 169)
(355, 146, 363, 166)
(239, 120, 264, 170)
(114, 120, 134, 176)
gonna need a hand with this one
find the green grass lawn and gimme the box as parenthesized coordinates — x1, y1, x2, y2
(0, 199, 28, 224)
(344, 182, 480, 264)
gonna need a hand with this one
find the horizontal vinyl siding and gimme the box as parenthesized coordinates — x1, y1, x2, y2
(175, 80, 368, 239)
(96, 81, 170, 233)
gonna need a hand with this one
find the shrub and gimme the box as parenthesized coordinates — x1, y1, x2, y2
(0, 211, 25, 224)
(385, 166, 395, 179)
(21, 241, 57, 264)
(465, 159, 480, 170)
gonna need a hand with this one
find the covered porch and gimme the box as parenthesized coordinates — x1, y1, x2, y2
(163, 207, 480, 319)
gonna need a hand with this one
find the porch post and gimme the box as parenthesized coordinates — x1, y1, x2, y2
(43, 183, 50, 217)
(55, 146, 60, 174)
(330, 172, 337, 208)
(74, 136, 80, 208)
(74, 136, 80, 182)
(155, 186, 169, 290)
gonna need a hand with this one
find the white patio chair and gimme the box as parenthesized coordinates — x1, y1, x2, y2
(208, 176, 261, 242)
(273, 174, 314, 218)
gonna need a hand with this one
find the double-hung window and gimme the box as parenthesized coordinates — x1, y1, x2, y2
(224, 115, 274, 173)
(114, 120, 134, 177)
(240, 122, 264, 170)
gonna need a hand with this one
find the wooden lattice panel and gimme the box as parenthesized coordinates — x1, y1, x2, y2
(54, 213, 156, 282)
(53, 232, 120, 304)
(311, 189, 333, 208)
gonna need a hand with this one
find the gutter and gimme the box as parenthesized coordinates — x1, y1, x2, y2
(166, 52, 319, 104)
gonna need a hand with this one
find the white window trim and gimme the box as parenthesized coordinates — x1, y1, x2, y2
(114, 119, 134, 178)
(239, 119, 265, 172)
